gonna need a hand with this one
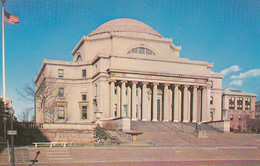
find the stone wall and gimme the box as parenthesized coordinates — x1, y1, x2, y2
(207, 120, 230, 132)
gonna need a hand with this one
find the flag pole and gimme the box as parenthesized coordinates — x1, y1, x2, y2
(1, 0, 5, 103)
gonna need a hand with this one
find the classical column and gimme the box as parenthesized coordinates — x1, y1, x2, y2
(152, 83, 158, 121)
(116, 84, 121, 117)
(121, 81, 126, 117)
(173, 84, 179, 122)
(192, 86, 198, 122)
(131, 82, 137, 120)
(109, 80, 115, 118)
(142, 82, 148, 121)
(137, 86, 142, 120)
(127, 85, 131, 117)
(207, 85, 211, 121)
(178, 88, 182, 122)
(183, 85, 189, 122)
(187, 89, 191, 122)
(163, 84, 169, 121)
(202, 86, 209, 122)
(169, 87, 173, 121)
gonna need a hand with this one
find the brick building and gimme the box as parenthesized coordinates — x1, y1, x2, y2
(222, 88, 257, 132)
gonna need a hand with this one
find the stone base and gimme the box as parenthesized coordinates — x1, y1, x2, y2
(197, 130, 209, 138)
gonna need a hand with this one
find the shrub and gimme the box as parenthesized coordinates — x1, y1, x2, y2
(94, 123, 107, 143)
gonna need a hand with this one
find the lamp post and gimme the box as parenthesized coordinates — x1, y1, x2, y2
(8, 107, 15, 166)
(3, 116, 7, 141)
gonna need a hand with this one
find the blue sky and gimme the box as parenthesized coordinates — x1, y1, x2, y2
(1, 0, 259, 118)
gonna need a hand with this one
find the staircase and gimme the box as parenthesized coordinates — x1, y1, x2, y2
(0, 148, 9, 164)
(15, 148, 31, 163)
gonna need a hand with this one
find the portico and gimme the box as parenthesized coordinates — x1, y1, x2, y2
(109, 79, 210, 122)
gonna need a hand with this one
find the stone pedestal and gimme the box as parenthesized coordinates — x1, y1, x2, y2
(197, 130, 209, 138)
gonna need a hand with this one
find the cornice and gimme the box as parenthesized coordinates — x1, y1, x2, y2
(71, 33, 182, 55)
(108, 68, 210, 80)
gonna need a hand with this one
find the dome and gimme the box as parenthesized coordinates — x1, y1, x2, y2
(89, 18, 162, 38)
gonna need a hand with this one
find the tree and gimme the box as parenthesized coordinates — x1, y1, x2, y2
(18, 71, 68, 123)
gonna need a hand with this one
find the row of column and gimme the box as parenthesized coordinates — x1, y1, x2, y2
(109, 80, 210, 122)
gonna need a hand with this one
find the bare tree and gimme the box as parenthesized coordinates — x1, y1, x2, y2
(18, 71, 69, 123)
(17, 108, 33, 122)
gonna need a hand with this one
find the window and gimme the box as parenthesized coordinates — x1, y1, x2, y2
(127, 47, 155, 55)
(229, 97, 235, 109)
(82, 94, 87, 101)
(114, 104, 117, 117)
(82, 106, 87, 119)
(58, 106, 65, 119)
(95, 84, 97, 96)
(238, 116, 241, 122)
(82, 69, 86, 78)
(210, 81, 213, 88)
(230, 115, 233, 121)
(58, 69, 63, 78)
(237, 97, 243, 110)
(136, 105, 138, 118)
(245, 98, 251, 110)
(58, 88, 64, 97)
(210, 96, 213, 105)
(123, 104, 127, 117)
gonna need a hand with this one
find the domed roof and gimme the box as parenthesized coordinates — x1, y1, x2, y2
(89, 18, 162, 37)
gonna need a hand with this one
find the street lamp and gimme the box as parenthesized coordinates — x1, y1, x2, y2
(8, 107, 15, 166)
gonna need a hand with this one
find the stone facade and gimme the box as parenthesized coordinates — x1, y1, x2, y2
(222, 88, 257, 132)
(35, 18, 223, 128)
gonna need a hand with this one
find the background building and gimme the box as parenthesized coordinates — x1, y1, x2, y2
(222, 88, 257, 132)
(35, 18, 223, 129)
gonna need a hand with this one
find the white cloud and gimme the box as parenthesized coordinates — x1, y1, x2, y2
(231, 69, 260, 79)
(229, 80, 243, 86)
(219, 65, 240, 75)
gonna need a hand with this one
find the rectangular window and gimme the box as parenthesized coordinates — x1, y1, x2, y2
(82, 106, 87, 119)
(123, 104, 127, 117)
(82, 69, 86, 78)
(245, 98, 251, 110)
(58, 106, 65, 119)
(58, 88, 64, 97)
(210, 81, 213, 88)
(237, 97, 243, 110)
(210, 96, 213, 105)
(230, 115, 233, 121)
(229, 97, 235, 109)
(136, 105, 138, 118)
(114, 104, 117, 117)
(58, 69, 64, 78)
(82, 94, 87, 101)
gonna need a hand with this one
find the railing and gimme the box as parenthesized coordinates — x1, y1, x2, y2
(18, 122, 43, 129)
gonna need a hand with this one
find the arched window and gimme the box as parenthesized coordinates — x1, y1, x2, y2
(76, 55, 82, 62)
(127, 47, 155, 55)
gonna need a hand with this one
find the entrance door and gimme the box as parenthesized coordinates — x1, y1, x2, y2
(157, 99, 160, 121)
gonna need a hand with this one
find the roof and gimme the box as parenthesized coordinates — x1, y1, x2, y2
(89, 18, 162, 38)
(222, 88, 257, 97)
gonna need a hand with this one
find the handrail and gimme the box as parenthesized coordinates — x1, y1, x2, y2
(7, 140, 10, 162)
